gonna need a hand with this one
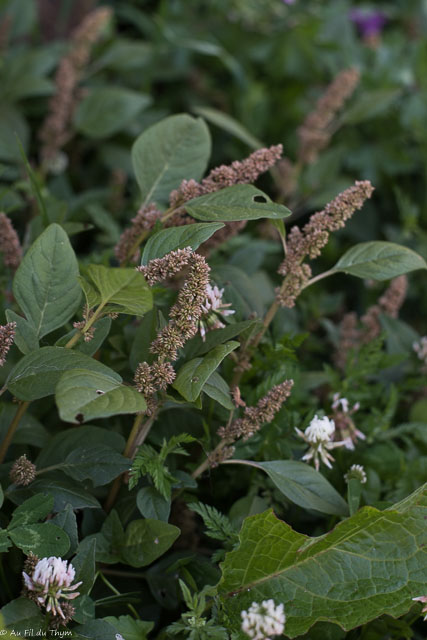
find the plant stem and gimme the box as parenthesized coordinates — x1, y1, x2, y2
(300, 268, 335, 290)
(98, 571, 140, 619)
(0, 401, 30, 464)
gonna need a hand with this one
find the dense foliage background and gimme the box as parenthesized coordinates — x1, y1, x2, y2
(1, 1, 427, 638)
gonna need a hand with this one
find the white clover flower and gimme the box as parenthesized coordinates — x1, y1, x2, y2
(413, 595, 427, 621)
(296, 415, 346, 471)
(241, 599, 285, 639)
(344, 464, 367, 484)
(199, 284, 235, 340)
(332, 392, 349, 413)
(23, 556, 82, 619)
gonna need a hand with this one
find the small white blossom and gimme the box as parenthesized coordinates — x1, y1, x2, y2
(241, 599, 285, 639)
(413, 595, 427, 621)
(199, 284, 235, 340)
(345, 464, 367, 484)
(23, 556, 82, 619)
(413, 337, 427, 370)
(296, 415, 346, 471)
(332, 393, 349, 413)
(331, 394, 364, 450)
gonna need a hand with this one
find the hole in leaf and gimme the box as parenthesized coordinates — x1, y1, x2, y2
(253, 195, 267, 203)
(95, 389, 105, 395)
(75, 413, 84, 424)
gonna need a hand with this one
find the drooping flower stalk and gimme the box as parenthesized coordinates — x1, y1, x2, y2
(0, 321, 16, 367)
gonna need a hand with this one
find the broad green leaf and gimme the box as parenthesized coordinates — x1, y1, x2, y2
(340, 88, 401, 125)
(257, 460, 349, 516)
(132, 114, 211, 207)
(192, 106, 263, 149)
(184, 319, 259, 358)
(0, 598, 43, 634)
(56, 316, 112, 357)
(173, 341, 239, 402)
(36, 425, 125, 468)
(8, 523, 69, 556)
(218, 484, 427, 638)
(74, 87, 151, 138)
(85, 265, 152, 316)
(8, 494, 54, 530)
(121, 518, 180, 567)
(332, 241, 427, 281)
(79, 510, 124, 564)
(28, 478, 101, 511)
(52, 505, 78, 556)
(137, 487, 171, 522)
(104, 615, 154, 640)
(0, 105, 29, 162)
(129, 310, 157, 371)
(73, 538, 96, 596)
(12, 224, 81, 338)
(7, 347, 121, 401)
(185, 184, 291, 222)
(55, 369, 146, 424)
(74, 619, 118, 640)
(203, 371, 234, 410)
(141, 222, 224, 265)
(5, 309, 38, 354)
(0, 530, 11, 552)
(59, 444, 130, 486)
(0, 403, 48, 448)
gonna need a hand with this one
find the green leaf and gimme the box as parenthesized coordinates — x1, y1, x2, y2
(332, 241, 427, 281)
(73, 538, 96, 596)
(132, 114, 211, 207)
(7, 347, 121, 401)
(56, 316, 112, 357)
(218, 484, 427, 638)
(0, 404, 48, 448)
(137, 487, 171, 522)
(28, 478, 101, 511)
(192, 106, 263, 149)
(12, 224, 81, 338)
(185, 184, 291, 222)
(51, 504, 78, 556)
(84, 265, 152, 316)
(8, 523, 69, 556)
(173, 341, 239, 402)
(340, 88, 401, 125)
(74, 619, 118, 640)
(211, 265, 264, 318)
(184, 319, 259, 358)
(256, 460, 349, 516)
(8, 494, 54, 530)
(5, 309, 38, 354)
(141, 222, 224, 265)
(121, 519, 180, 567)
(55, 369, 146, 424)
(0, 530, 11, 553)
(203, 371, 234, 410)
(74, 87, 151, 138)
(104, 615, 154, 640)
(1, 598, 43, 634)
(60, 444, 130, 486)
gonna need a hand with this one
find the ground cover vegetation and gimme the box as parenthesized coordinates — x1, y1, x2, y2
(1, 1, 427, 638)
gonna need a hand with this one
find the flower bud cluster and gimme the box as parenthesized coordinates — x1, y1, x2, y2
(0, 212, 22, 270)
(0, 321, 16, 366)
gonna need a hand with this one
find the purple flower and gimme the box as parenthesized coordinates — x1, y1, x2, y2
(350, 9, 387, 38)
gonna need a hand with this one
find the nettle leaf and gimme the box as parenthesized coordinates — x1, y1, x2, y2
(121, 519, 180, 567)
(173, 341, 239, 402)
(141, 222, 224, 265)
(332, 241, 427, 281)
(254, 460, 349, 516)
(12, 224, 81, 338)
(185, 184, 291, 222)
(8, 523, 69, 557)
(218, 484, 427, 638)
(83, 265, 152, 316)
(55, 368, 146, 424)
(60, 444, 130, 487)
(74, 87, 151, 138)
(7, 347, 121, 401)
(132, 114, 211, 207)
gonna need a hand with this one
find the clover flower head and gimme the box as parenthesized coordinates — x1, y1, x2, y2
(413, 595, 427, 621)
(199, 284, 235, 340)
(296, 415, 346, 471)
(23, 556, 82, 619)
(345, 464, 367, 484)
(241, 599, 285, 639)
